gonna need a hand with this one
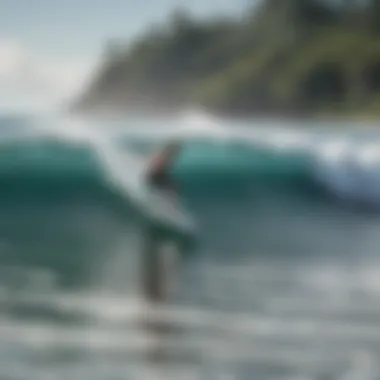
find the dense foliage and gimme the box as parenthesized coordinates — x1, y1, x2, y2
(73, 0, 380, 118)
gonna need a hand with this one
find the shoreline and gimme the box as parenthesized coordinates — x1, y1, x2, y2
(68, 104, 380, 125)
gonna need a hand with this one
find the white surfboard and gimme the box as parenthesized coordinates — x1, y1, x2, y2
(96, 138, 197, 240)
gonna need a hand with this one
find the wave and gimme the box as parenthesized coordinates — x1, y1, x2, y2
(1, 112, 379, 214)
(0, 112, 379, 289)
(117, 112, 380, 207)
(4, 110, 380, 209)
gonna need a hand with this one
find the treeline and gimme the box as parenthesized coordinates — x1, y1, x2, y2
(72, 0, 380, 118)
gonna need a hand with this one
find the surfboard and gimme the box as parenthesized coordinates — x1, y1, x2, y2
(97, 135, 197, 251)
(117, 138, 196, 252)
(137, 182, 197, 253)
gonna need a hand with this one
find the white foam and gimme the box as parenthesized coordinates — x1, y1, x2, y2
(311, 139, 380, 206)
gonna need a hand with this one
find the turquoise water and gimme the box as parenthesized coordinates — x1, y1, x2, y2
(1, 112, 380, 379)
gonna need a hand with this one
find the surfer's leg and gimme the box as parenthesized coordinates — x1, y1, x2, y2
(141, 227, 182, 304)
(158, 241, 180, 302)
(141, 228, 162, 303)
(140, 232, 185, 365)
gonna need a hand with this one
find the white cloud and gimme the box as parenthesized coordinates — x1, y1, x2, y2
(0, 40, 25, 76)
(0, 38, 95, 110)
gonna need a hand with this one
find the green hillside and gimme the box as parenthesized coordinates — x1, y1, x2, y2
(72, 0, 380, 118)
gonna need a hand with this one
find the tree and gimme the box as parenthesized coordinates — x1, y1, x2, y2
(169, 8, 193, 34)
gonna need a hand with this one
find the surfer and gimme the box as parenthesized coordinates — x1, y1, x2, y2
(146, 141, 182, 195)
(141, 140, 183, 306)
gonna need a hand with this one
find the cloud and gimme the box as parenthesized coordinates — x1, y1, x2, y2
(0, 40, 25, 76)
(0, 38, 94, 109)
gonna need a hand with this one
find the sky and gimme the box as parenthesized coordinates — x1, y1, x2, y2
(0, 0, 248, 109)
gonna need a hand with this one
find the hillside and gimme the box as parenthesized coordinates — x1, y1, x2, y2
(72, 0, 380, 118)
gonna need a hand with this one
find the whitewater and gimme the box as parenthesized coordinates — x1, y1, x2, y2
(1, 110, 380, 379)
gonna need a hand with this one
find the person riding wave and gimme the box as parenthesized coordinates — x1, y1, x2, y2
(146, 140, 182, 195)
(142, 140, 183, 308)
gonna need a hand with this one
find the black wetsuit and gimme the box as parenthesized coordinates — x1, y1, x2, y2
(147, 148, 179, 192)
(148, 169, 171, 188)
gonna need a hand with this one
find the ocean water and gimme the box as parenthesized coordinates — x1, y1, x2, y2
(1, 111, 380, 379)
